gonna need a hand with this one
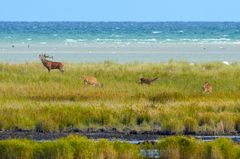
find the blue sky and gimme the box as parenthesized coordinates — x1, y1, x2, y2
(0, 0, 239, 21)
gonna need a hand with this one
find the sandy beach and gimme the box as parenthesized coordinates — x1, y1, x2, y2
(1, 43, 240, 54)
(1, 43, 240, 63)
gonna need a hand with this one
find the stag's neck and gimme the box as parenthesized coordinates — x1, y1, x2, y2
(41, 58, 49, 66)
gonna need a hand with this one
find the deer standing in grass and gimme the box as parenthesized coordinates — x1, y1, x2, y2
(39, 54, 64, 73)
(202, 81, 212, 93)
(139, 77, 158, 85)
(83, 76, 103, 87)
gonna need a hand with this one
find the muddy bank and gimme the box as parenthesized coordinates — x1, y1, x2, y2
(0, 128, 239, 142)
(0, 129, 170, 141)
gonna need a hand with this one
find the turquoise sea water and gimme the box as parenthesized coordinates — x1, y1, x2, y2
(0, 22, 240, 63)
(1, 22, 240, 44)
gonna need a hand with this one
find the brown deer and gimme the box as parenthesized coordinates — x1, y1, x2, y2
(202, 81, 212, 93)
(139, 77, 158, 85)
(39, 54, 64, 73)
(83, 76, 103, 87)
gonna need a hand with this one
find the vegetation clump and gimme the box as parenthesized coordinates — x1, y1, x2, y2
(0, 136, 239, 159)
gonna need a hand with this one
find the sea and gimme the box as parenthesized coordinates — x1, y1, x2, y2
(0, 22, 240, 63)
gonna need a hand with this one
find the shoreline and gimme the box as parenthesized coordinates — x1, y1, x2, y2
(0, 43, 240, 54)
(0, 43, 240, 63)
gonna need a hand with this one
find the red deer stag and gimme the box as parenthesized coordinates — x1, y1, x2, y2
(39, 54, 64, 73)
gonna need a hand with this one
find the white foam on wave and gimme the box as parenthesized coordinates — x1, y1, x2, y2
(179, 30, 184, 33)
(164, 39, 174, 42)
(143, 38, 157, 42)
(152, 31, 161, 34)
(40, 42, 47, 45)
(110, 34, 123, 38)
(180, 39, 199, 42)
(77, 39, 88, 42)
(95, 38, 117, 42)
(232, 41, 240, 44)
(177, 38, 235, 44)
(65, 39, 77, 43)
(202, 38, 231, 42)
(27, 38, 32, 41)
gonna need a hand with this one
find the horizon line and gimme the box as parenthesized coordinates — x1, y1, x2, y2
(0, 20, 240, 23)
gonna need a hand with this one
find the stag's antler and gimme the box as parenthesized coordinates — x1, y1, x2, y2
(43, 54, 53, 59)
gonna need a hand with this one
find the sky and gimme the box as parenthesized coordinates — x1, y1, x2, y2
(0, 0, 239, 21)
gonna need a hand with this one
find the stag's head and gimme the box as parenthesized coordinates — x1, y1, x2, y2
(39, 54, 45, 60)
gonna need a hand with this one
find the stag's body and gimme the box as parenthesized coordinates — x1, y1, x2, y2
(39, 54, 64, 73)
(83, 76, 102, 87)
(139, 77, 158, 85)
(202, 82, 212, 93)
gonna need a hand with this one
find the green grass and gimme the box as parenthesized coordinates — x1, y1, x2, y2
(155, 136, 240, 159)
(0, 62, 240, 134)
(0, 136, 239, 159)
(0, 135, 141, 159)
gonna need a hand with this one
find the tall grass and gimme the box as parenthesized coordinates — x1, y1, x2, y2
(155, 136, 240, 159)
(0, 62, 240, 133)
(0, 136, 239, 159)
(0, 135, 141, 159)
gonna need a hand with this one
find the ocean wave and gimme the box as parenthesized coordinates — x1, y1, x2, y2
(65, 39, 77, 43)
(110, 34, 123, 38)
(202, 38, 231, 41)
(152, 31, 161, 34)
(142, 39, 157, 42)
(77, 39, 88, 42)
(5, 36, 12, 39)
(180, 39, 199, 42)
(62, 38, 236, 44)
(178, 38, 232, 43)
(164, 39, 175, 42)
(95, 38, 116, 42)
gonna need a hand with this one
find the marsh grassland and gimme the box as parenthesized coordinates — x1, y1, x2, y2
(0, 61, 240, 134)
(0, 61, 240, 158)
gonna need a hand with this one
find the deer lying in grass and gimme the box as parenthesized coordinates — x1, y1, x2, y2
(202, 81, 212, 93)
(39, 54, 64, 73)
(139, 77, 158, 85)
(83, 76, 103, 87)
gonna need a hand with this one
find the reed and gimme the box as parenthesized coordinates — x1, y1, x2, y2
(0, 136, 141, 159)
